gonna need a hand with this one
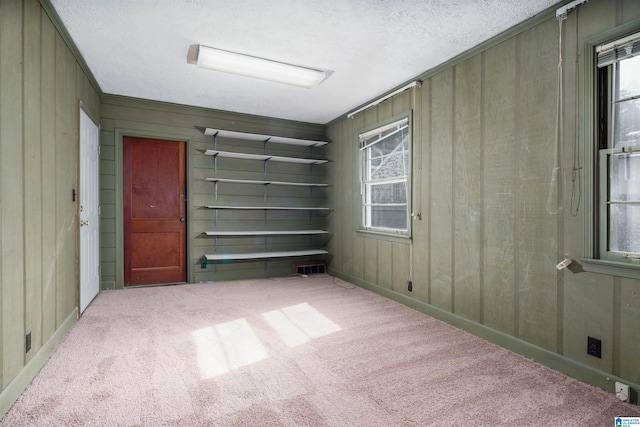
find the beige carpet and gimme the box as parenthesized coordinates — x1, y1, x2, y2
(2, 275, 638, 426)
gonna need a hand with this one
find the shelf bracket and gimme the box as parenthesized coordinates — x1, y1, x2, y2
(214, 181, 218, 201)
(214, 207, 218, 226)
(263, 137, 271, 155)
(264, 159, 269, 176)
(264, 183, 270, 201)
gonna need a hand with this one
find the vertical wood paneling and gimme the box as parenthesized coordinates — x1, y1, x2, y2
(412, 81, 430, 302)
(623, 0, 640, 23)
(1, 0, 26, 387)
(54, 33, 68, 327)
(561, 0, 620, 371)
(99, 130, 116, 289)
(325, 0, 640, 394)
(64, 47, 77, 316)
(40, 12, 57, 340)
(483, 39, 517, 334)
(23, 0, 43, 360)
(453, 56, 482, 322)
(516, 19, 559, 351)
(430, 69, 454, 311)
(349, 114, 365, 281)
(619, 278, 640, 381)
(341, 117, 354, 276)
(0, 1, 100, 412)
(564, 277, 614, 371)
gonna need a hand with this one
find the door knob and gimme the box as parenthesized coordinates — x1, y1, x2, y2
(179, 217, 186, 222)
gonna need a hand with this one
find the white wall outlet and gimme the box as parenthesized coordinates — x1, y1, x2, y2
(615, 381, 630, 402)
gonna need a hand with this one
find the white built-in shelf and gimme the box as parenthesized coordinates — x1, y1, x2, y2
(204, 150, 327, 165)
(204, 249, 328, 261)
(205, 178, 327, 187)
(200, 127, 329, 269)
(205, 230, 328, 236)
(205, 205, 329, 210)
(204, 128, 328, 147)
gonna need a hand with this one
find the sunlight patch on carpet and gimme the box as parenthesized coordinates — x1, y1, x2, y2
(262, 303, 341, 348)
(193, 318, 268, 379)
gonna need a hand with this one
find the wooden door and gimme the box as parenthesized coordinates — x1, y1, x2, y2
(123, 137, 186, 286)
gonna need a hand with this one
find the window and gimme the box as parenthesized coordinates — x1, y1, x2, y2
(359, 116, 411, 236)
(594, 32, 640, 267)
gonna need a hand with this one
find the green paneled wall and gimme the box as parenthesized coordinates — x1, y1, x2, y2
(0, 0, 100, 417)
(99, 96, 327, 289)
(327, 0, 640, 398)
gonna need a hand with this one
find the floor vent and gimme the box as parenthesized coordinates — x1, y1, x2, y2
(292, 260, 326, 276)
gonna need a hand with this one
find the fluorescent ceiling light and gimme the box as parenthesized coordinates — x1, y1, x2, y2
(196, 45, 326, 89)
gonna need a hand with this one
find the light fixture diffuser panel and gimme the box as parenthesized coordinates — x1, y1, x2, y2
(196, 45, 326, 88)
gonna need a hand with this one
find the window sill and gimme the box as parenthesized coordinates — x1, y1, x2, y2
(357, 229, 411, 244)
(581, 258, 640, 280)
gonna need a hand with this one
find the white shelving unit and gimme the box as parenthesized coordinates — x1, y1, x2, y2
(204, 150, 328, 165)
(205, 249, 328, 262)
(203, 128, 328, 147)
(205, 230, 328, 236)
(205, 177, 328, 187)
(201, 128, 329, 269)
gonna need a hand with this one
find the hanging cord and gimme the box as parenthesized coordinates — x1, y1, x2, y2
(546, 16, 566, 214)
(570, 9, 582, 216)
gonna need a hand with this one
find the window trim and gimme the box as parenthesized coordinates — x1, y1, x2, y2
(357, 111, 413, 240)
(582, 23, 640, 280)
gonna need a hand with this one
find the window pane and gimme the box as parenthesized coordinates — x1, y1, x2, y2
(369, 206, 407, 230)
(609, 203, 640, 254)
(370, 151, 409, 180)
(617, 55, 640, 99)
(613, 99, 640, 148)
(371, 130, 408, 156)
(369, 182, 407, 204)
(610, 152, 640, 202)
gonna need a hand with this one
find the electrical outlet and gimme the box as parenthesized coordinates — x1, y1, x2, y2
(407, 280, 413, 292)
(615, 381, 630, 402)
(26, 332, 31, 353)
(587, 336, 601, 358)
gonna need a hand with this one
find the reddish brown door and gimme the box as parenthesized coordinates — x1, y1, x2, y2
(123, 137, 186, 286)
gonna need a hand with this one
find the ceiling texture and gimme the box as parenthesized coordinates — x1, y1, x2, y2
(50, 0, 561, 124)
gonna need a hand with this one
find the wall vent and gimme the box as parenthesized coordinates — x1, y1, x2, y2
(292, 260, 326, 276)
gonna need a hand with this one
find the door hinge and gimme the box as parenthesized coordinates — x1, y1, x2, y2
(98, 205, 101, 216)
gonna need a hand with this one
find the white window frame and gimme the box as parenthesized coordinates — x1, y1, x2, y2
(582, 27, 640, 279)
(358, 114, 412, 239)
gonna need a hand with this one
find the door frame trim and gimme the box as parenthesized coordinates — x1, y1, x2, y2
(114, 128, 192, 289)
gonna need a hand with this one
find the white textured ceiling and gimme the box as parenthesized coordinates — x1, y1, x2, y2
(50, 0, 560, 124)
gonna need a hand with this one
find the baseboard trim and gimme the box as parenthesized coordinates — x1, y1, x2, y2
(329, 268, 639, 404)
(0, 310, 77, 418)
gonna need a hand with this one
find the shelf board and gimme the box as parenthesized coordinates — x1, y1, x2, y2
(204, 249, 328, 261)
(203, 128, 328, 147)
(204, 149, 327, 165)
(205, 205, 329, 210)
(205, 178, 328, 187)
(205, 230, 328, 236)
